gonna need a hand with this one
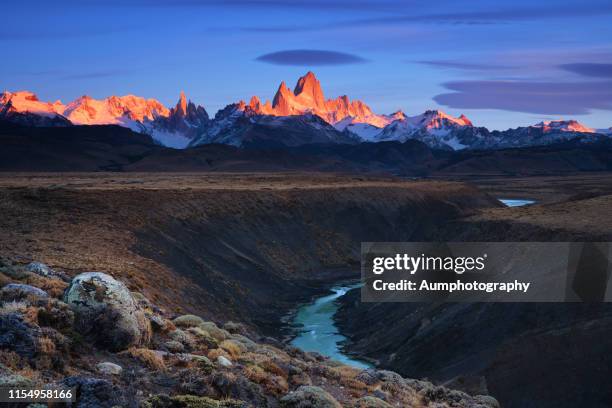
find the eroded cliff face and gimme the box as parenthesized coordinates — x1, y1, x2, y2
(0, 173, 498, 335)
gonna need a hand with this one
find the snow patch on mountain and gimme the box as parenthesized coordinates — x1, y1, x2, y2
(532, 120, 594, 134)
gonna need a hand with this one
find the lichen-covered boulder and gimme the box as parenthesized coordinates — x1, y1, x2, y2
(280, 386, 342, 408)
(63, 272, 150, 351)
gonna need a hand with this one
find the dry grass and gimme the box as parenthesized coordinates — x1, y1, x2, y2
(34, 278, 68, 299)
(124, 347, 166, 371)
(0, 301, 39, 325)
(219, 340, 245, 359)
(0, 172, 453, 192)
(37, 337, 56, 355)
(0, 350, 25, 370)
(207, 348, 231, 362)
(244, 364, 289, 396)
(260, 359, 286, 378)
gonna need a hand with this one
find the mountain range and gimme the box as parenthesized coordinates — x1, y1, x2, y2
(2, 72, 610, 150)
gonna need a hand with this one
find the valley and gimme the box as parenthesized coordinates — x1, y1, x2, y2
(0, 172, 496, 334)
(2, 171, 611, 407)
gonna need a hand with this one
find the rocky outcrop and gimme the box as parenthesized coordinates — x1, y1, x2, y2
(0, 283, 48, 302)
(96, 362, 123, 376)
(63, 272, 151, 351)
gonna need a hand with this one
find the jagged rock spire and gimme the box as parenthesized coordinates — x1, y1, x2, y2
(176, 91, 188, 117)
(294, 71, 325, 109)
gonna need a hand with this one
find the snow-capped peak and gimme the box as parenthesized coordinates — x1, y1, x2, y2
(417, 109, 473, 129)
(372, 109, 479, 150)
(1, 90, 65, 117)
(63, 94, 170, 127)
(532, 120, 594, 133)
(0, 90, 210, 148)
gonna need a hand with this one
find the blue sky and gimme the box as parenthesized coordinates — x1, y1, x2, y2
(2, 0, 612, 130)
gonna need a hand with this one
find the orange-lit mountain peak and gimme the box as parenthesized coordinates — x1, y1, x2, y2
(177, 91, 188, 116)
(294, 71, 326, 109)
(535, 120, 594, 133)
(458, 114, 473, 126)
(247, 72, 387, 128)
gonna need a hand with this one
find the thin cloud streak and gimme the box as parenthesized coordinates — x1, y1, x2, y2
(434, 80, 612, 115)
(239, 3, 612, 33)
(61, 70, 131, 80)
(415, 60, 518, 71)
(561, 63, 612, 78)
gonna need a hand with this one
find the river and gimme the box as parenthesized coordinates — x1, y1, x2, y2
(290, 283, 371, 369)
(498, 198, 536, 207)
(290, 197, 535, 368)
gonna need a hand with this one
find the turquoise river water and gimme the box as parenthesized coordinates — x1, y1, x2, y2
(290, 283, 371, 369)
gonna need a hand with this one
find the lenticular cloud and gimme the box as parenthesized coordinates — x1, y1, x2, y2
(256, 50, 367, 66)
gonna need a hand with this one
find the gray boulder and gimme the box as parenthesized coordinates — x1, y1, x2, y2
(96, 362, 123, 376)
(63, 272, 150, 351)
(0, 283, 48, 302)
(217, 355, 233, 367)
(280, 386, 342, 408)
(26, 262, 53, 277)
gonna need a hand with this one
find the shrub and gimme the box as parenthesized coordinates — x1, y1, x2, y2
(187, 326, 219, 349)
(199, 322, 229, 342)
(142, 394, 246, 408)
(174, 314, 205, 328)
(169, 329, 196, 350)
